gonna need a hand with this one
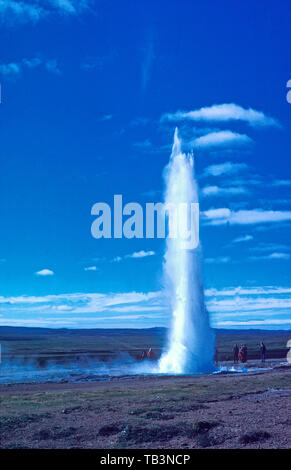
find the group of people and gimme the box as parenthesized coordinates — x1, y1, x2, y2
(233, 341, 266, 364)
(140, 348, 156, 361)
(141, 342, 267, 364)
(233, 344, 247, 363)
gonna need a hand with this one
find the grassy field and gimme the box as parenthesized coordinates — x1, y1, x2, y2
(0, 366, 290, 448)
(0, 326, 290, 363)
(1, 326, 290, 449)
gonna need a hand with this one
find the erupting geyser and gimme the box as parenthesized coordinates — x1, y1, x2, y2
(158, 129, 215, 374)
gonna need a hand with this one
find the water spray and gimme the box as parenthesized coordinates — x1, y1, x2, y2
(158, 129, 215, 374)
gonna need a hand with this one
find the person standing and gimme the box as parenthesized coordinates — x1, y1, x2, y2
(233, 344, 239, 364)
(260, 341, 266, 363)
(146, 348, 156, 360)
(239, 344, 247, 363)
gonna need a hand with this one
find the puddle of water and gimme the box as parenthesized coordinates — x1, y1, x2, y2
(214, 365, 272, 375)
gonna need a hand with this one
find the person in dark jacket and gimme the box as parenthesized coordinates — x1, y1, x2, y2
(239, 344, 247, 363)
(233, 344, 239, 364)
(146, 348, 156, 360)
(260, 341, 266, 363)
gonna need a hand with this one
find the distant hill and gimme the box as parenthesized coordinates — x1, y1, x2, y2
(0, 325, 290, 337)
(0, 326, 167, 338)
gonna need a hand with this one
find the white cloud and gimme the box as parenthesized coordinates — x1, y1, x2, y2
(0, 57, 61, 78)
(0, 291, 165, 328)
(203, 208, 291, 225)
(84, 266, 98, 271)
(250, 242, 289, 253)
(130, 250, 155, 259)
(207, 296, 291, 313)
(0, 1, 44, 24)
(268, 252, 290, 260)
(112, 256, 122, 263)
(0, 0, 90, 25)
(202, 185, 248, 197)
(22, 57, 42, 68)
(0, 61, 20, 76)
(272, 179, 291, 187)
(232, 235, 254, 243)
(216, 319, 291, 327)
(45, 59, 61, 75)
(206, 286, 291, 328)
(205, 286, 291, 297)
(202, 162, 249, 177)
(249, 252, 291, 261)
(1, 286, 290, 329)
(205, 256, 231, 264)
(192, 130, 253, 148)
(161, 103, 280, 128)
(34, 269, 54, 276)
(112, 250, 155, 262)
(99, 114, 113, 121)
(51, 0, 77, 14)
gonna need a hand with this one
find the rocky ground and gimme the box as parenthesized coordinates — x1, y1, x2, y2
(0, 361, 290, 449)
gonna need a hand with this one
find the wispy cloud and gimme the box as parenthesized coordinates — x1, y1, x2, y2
(1, 286, 290, 329)
(205, 256, 231, 264)
(215, 319, 291, 327)
(205, 285, 291, 328)
(205, 286, 291, 297)
(203, 208, 291, 226)
(202, 185, 248, 197)
(130, 250, 155, 259)
(99, 114, 113, 121)
(0, 0, 44, 24)
(112, 256, 122, 263)
(0, 291, 165, 328)
(44, 59, 61, 75)
(84, 266, 98, 271)
(0, 0, 91, 25)
(265, 252, 290, 260)
(0, 57, 61, 78)
(272, 179, 291, 187)
(192, 130, 253, 148)
(112, 250, 155, 262)
(202, 162, 249, 177)
(161, 103, 280, 128)
(249, 252, 290, 261)
(249, 242, 289, 253)
(232, 234, 254, 243)
(0, 62, 21, 76)
(34, 269, 54, 276)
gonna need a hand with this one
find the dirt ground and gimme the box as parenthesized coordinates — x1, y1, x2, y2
(0, 362, 290, 449)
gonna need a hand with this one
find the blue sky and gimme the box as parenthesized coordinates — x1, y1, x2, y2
(0, 0, 291, 329)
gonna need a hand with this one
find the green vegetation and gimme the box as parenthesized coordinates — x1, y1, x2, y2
(0, 368, 290, 448)
(1, 371, 290, 418)
(0, 326, 289, 362)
